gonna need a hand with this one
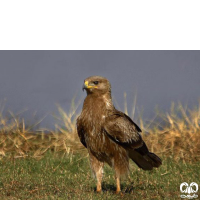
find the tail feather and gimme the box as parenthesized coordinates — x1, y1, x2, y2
(128, 142, 162, 171)
(129, 150, 153, 170)
(144, 152, 162, 168)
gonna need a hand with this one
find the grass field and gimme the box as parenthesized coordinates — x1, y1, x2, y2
(0, 100, 200, 199)
(0, 152, 200, 200)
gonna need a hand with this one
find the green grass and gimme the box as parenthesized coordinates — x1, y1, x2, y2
(0, 152, 199, 200)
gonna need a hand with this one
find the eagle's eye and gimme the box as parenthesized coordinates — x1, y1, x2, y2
(93, 81, 99, 85)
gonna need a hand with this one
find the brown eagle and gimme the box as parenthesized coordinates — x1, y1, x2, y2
(77, 76, 162, 193)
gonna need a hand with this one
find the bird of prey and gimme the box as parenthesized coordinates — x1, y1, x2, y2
(77, 76, 162, 193)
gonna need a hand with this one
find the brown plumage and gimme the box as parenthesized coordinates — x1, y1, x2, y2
(77, 76, 162, 193)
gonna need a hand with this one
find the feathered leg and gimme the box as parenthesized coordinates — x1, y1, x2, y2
(114, 148, 129, 193)
(115, 173, 121, 194)
(89, 153, 104, 192)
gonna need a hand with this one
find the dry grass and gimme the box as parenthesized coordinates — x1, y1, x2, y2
(0, 99, 85, 160)
(140, 101, 200, 162)
(0, 97, 200, 162)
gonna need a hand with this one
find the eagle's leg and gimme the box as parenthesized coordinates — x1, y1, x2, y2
(89, 153, 104, 192)
(115, 172, 121, 194)
(94, 162, 104, 192)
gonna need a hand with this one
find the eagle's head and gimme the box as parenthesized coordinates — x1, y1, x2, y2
(82, 76, 111, 95)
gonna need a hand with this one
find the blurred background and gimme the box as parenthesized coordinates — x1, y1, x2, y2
(0, 51, 200, 129)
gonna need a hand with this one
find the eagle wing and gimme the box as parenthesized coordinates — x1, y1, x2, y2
(104, 111, 143, 149)
(104, 110, 162, 170)
(76, 116, 87, 148)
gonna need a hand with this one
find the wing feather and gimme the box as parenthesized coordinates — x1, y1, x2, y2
(76, 116, 87, 148)
(104, 111, 143, 149)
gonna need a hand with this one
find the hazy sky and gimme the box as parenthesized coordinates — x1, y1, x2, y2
(0, 51, 200, 129)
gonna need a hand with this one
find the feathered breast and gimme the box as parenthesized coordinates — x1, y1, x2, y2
(77, 95, 114, 153)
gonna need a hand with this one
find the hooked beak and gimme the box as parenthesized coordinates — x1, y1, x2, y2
(82, 81, 89, 91)
(82, 81, 97, 91)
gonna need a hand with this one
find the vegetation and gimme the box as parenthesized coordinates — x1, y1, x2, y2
(0, 153, 199, 200)
(0, 98, 200, 199)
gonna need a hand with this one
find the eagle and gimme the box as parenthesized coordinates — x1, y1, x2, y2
(77, 76, 162, 193)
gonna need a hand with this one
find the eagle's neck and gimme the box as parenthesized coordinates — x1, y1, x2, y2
(83, 92, 114, 114)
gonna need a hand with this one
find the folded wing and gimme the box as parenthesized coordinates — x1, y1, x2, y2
(104, 111, 143, 149)
(77, 116, 87, 148)
(104, 111, 162, 170)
